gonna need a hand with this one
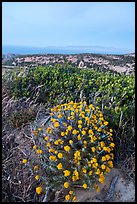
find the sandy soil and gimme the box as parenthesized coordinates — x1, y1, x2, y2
(73, 168, 135, 202)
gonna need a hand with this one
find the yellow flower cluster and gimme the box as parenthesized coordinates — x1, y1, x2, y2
(31, 101, 115, 202)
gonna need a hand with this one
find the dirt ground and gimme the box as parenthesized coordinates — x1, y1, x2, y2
(73, 168, 135, 202)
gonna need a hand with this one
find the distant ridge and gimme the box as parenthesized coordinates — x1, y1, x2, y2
(2, 45, 134, 55)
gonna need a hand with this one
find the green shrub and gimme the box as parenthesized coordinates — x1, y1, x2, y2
(23, 101, 115, 202)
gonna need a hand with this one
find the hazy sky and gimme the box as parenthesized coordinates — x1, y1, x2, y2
(2, 2, 135, 50)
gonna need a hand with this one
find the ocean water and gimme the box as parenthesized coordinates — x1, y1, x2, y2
(2, 45, 134, 55)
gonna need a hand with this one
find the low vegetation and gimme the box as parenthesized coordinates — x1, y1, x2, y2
(2, 64, 135, 202)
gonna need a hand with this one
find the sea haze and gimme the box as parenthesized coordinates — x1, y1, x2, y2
(2, 45, 134, 55)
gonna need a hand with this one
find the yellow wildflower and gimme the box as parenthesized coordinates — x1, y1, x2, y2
(54, 140, 59, 145)
(82, 167, 87, 173)
(36, 186, 42, 194)
(44, 136, 49, 141)
(108, 161, 113, 168)
(71, 112, 75, 116)
(83, 183, 87, 189)
(104, 121, 109, 125)
(64, 182, 69, 188)
(69, 140, 73, 145)
(105, 155, 110, 160)
(83, 140, 87, 148)
(54, 122, 59, 128)
(61, 132, 65, 136)
(57, 153, 63, 159)
(33, 145, 37, 149)
(51, 118, 56, 122)
(49, 155, 57, 161)
(77, 134, 81, 140)
(22, 159, 27, 164)
(101, 164, 106, 170)
(35, 175, 39, 180)
(91, 147, 95, 152)
(65, 194, 70, 201)
(72, 196, 77, 202)
(67, 126, 72, 131)
(46, 142, 51, 147)
(72, 129, 78, 134)
(58, 114, 62, 118)
(102, 156, 106, 162)
(57, 163, 62, 170)
(69, 190, 74, 195)
(38, 127, 42, 131)
(78, 120, 82, 124)
(32, 130, 38, 135)
(64, 145, 70, 152)
(63, 170, 71, 177)
(37, 149, 43, 154)
(34, 165, 38, 171)
(110, 143, 115, 147)
(88, 170, 93, 176)
(82, 130, 86, 135)
(78, 124, 82, 129)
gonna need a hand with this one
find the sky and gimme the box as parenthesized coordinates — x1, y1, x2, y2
(2, 2, 135, 51)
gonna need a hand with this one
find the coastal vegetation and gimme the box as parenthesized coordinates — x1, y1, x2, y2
(2, 64, 135, 202)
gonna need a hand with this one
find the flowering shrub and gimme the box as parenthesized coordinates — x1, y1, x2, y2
(23, 101, 115, 202)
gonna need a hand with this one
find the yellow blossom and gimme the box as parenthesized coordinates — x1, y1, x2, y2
(64, 145, 70, 152)
(61, 132, 65, 136)
(108, 161, 113, 168)
(65, 194, 70, 201)
(83, 140, 87, 148)
(58, 114, 62, 118)
(78, 120, 82, 124)
(46, 142, 51, 147)
(102, 156, 106, 161)
(110, 143, 115, 148)
(37, 149, 43, 154)
(34, 165, 38, 171)
(88, 170, 93, 176)
(33, 145, 37, 149)
(69, 190, 74, 195)
(36, 186, 42, 194)
(63, 170, 71, 177)
(77, 134, 81, 140)
(83, 183, 87, 189)
(67, 126, 72, 131)
(101, 164, 106, 170)
(78, 124, 82, 129)
(38, 127, 42, 131)
(22, 159, 27, 164)
(69, 140, 73, 144)
(91, 147, 95, 152)
(57, 163, 62, 170)
(105, 155, 110, 160)
(54, 140, 59, 145)
(82, 130, 86, 135)
(106, 166, 111, 172)
(104, 121, 109, 125)
(82, 167, 87, 173)
(72, 196, 77, 202)
(64, 182, 69, 188)
(49, 155, 57, 161)
(32, 130, 38, 135)
(35, 175, 39, 180)
(57, 153, 63, 159)
(72, 129, 78, 134)
(44, 136, 49, 141)
(54, 122, 59, 128)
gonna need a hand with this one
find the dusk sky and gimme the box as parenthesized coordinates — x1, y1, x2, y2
(2, 2, 135, 51)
